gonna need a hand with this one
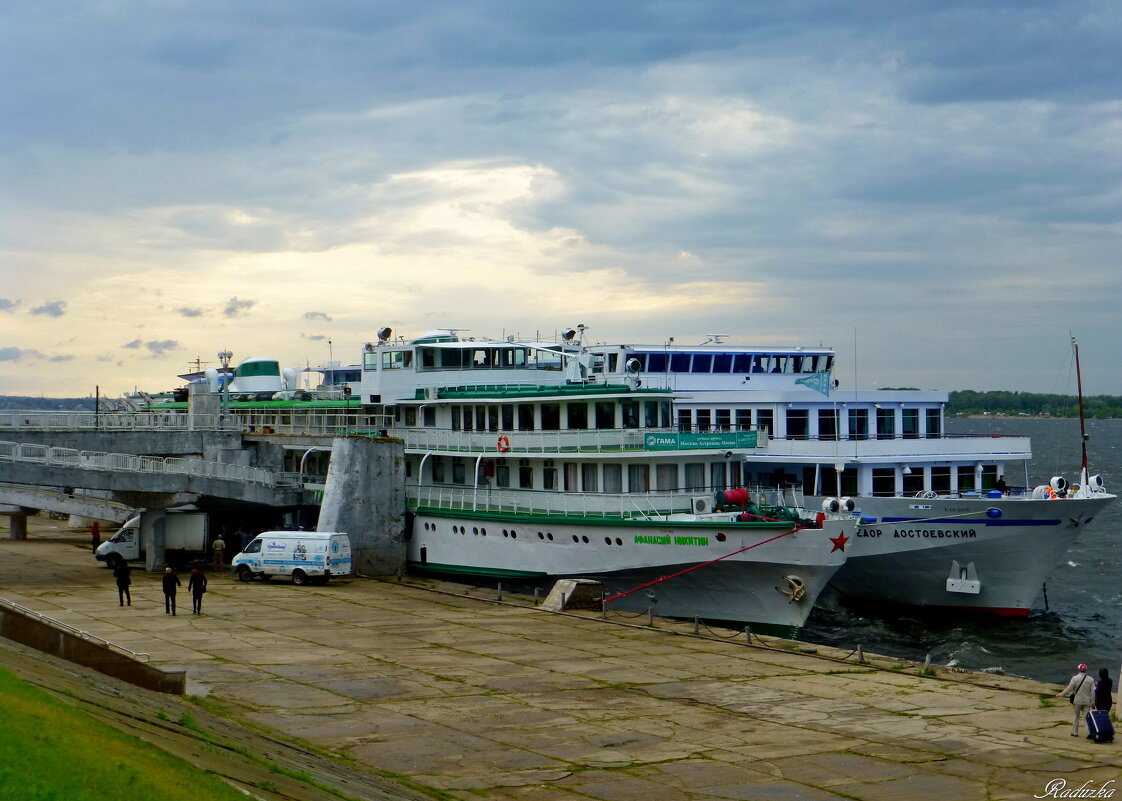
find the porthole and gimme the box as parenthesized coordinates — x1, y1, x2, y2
(604, 537, 612, 545)
(581, 535, 589, 544)
(472, 527, 479, 535)
(511, 531, 518, 539)
(716, 532, 727, 542)
(546, 533, 553, 541)
(481, 528, 487, 536)
(615, 538, 622, 546)
(504, 529, 510, 538)
(572, 535, 579, 543)
(538, 532, 545, 540)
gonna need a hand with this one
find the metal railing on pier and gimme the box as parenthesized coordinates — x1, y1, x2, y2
(0, 441, 298, 489)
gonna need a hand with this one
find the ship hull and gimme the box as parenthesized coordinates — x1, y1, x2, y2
(408, 509, 852, 635)
(827, 493, 1115, 613)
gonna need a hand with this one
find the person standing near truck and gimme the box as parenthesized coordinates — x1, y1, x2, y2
(188, 568, 208, 615)
(162, 567, 182, 615)
(113, 561, 131, 607)
(90, 521, 101, 553)
(211, 534, 226, 569)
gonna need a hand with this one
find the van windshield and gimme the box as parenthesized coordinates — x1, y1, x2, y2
(243, 538, 262, 554)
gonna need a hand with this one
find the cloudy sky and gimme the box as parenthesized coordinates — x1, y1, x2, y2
(2, 1, 1120, 398)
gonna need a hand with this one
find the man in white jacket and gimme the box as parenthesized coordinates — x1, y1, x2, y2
(1057, 663, 1095, 737)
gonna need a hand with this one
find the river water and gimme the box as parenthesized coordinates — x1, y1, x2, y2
(803, 417, 1122, 684)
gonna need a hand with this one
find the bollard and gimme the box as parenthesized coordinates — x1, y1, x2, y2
(857, 644, 865, 664)
(923, 653, 931, 672)
(694, 616, 700, 635)
(533, 587, 540, 606)
(497, 581, 503, 602)
(744, 625, 752, 644)
(648, 607, 655, 627)
(600, 599, 607, 619)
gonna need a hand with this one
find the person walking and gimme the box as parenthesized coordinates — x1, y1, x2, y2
(90, 521, 101, 553)
(211, 535, 226, 569)
(1094, 667, 1114, 712)
(1058, 663, 1095, 736)
(113, 561, 131, 607)
(188, 568, 208, 615)
(162, 567, 182, 616)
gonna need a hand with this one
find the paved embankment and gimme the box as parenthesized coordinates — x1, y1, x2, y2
(2, 516, 1119, 801)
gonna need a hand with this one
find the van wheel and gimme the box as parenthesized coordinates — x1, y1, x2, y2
(236, 566, 253, 582)
(291, 569, 308, 586)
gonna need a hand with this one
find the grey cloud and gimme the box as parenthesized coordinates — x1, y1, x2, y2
(176, 307, 204, 317)
(0, 347, 44, 361)
(304, 311, 332, 321)
(31, 300, 67, 317)
(145, 340, 180, 356)
(0, 299, 19, 312)
(49, 354, 75, 362)
(223, 297, 256, 317)
(123, 339, 143, 349)
(302, 333, 326, 341)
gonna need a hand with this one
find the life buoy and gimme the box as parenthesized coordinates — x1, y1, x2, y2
(496, 434, 510, 453)
(1045, 486, 1058, 499)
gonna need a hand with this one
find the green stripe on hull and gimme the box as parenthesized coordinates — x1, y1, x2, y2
(407, 561, 547, 579)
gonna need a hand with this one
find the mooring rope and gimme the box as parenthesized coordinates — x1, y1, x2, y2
(601, 524, 808, 604)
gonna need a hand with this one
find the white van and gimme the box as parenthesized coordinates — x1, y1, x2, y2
(231, 531, 352, 585)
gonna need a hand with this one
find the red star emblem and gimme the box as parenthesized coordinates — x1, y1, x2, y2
(829, 531, 849, 553)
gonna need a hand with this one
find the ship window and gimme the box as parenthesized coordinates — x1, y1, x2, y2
(677, 409, 692, 432)
(608, 353, 619, 372)
(713, 353, 732, 373)
(432, 459, 445, 483)
(603, 463, 622, 493)
(848, 409, 868, 440)
(543, 466, 557, 490)
(958, 466, 976, 492)
(646, 353, 668, 372)
(931, 466, 951, 493)
(758, 356, 774, 373)
(980, 465, 999, 489)
(736, 409, 752, 431)
(404, 407, 417, 426)
(729, 462, 742, 487)
(696, 409, 711, 432)
(925, 408, 942, 439)
(818, 409, 837, 441)
(621, 401, 639, 429)
(656, 464, 678, 491)
(501, 405, 514, 430)
(661, 401, 672, 428)
(518, 404, 535, 431)
(563, 462, 578, 492)
(423, 407, 436, 426)
(595, 402, 614, 429)
(684, 463, 705, 491)
(420, 348, 436, 368)
(627, 464, 650, 492)
(872, 468, 895, 496)
(644, 401, 659, 428)
(902, 409, 919, 439)
(363, 352, 378, 371)
(541, 404, 561, 430)
(441, 349, 465, 369)
(462, 406, 473, 432)
(716, 409, 731, 430)
(692, 354, 712, 373)
(734, 354, 755, 373)
(757, 409, 773, 436)
(519, 465, 533, 488)
(581, 463, 598, 491)
(876, 408, 895, 439)
(488, 406, 499, 432)
(567, 403, 588, 430)
(452, 460, 466, 484)
(786, 409, 808, 439)
(710, 462, 727, 490)
(903, 468, 924, 495)
(670, 353, 692, 373)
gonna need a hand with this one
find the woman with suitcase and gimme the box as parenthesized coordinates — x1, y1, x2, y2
(1087, 667, 1114, 743)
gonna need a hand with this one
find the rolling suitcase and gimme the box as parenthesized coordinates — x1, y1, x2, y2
(1086, 710, 1114, 743)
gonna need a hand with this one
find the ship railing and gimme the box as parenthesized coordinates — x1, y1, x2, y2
(0, 411, 243, 432)
(0, 440, 288, 488)
(410, 485, 698, 518)
(401, 427, 666, 454)
(238, 410, 393, 436)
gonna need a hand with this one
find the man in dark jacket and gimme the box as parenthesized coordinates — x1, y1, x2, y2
(113, 561, 131, 606)
(162, 567, 182, 615)
(188, 568, 208, 615)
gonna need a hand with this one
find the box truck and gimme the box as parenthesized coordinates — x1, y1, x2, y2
(231, 531, 352, 585)
(95, 512, 208, 568)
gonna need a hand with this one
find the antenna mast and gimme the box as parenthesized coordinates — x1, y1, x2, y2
(1072, 336, 1089, 473)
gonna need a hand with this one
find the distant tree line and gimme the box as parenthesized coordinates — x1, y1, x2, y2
(948, 391, 1122, 418)
(0, 396, 96, 412)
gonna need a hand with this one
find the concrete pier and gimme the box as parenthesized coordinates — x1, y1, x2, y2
(1, 516, 1119, 801)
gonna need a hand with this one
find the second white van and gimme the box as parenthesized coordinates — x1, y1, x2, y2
(231, 531, 352, 585)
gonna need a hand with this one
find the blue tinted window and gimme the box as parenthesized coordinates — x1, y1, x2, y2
(692, 354, 712, 373)
(670, 353, 692, 372)
(645, 353, 667, 372)
(733, 354, 755, 373)
(713, 354, 732, 373)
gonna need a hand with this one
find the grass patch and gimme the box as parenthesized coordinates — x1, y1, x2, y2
(0, 666, 248, 801)
(1038, 695, 1057, 709)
